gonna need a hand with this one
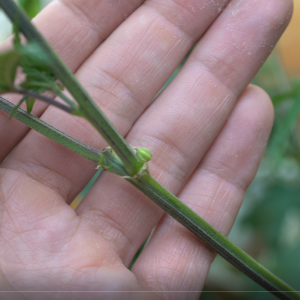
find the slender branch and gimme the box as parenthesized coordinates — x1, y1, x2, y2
(0, 96, 100, 163)
(0, 2, 299, 299)
(0, 0, 143, 176)
(0, 97, 299, 300)
(15, 87, 73, 113)
(130, 175, 300, 300)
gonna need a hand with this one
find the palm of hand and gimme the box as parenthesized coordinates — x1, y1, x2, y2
(0, 0, 292, 299)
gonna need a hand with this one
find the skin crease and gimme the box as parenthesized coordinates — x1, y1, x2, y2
(0, 0, 294, 299)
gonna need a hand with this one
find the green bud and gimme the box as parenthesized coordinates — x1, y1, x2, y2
(136, 147, 152, 162)
(98, 153, 105, 166)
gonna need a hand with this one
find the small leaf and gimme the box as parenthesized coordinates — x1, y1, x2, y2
(0, 50, 23, 89)
(57, 82, 64, 91)
(8, 96, 27, 121)
(20, 42, 51, 73)
(25, 97, 35, 113)
(13, 12, 22, 50)
(8, 96, 36, 121)
(17, 0, 41, 19)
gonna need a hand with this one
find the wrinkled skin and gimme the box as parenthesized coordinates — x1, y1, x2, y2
(0, 0, 293, 299)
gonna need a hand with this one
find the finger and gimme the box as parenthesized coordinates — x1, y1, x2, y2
(132, 85, 274, 298)
(77, 0, 292, 266)
(3, 0, 229, 200)
(0, 0, 145, 162)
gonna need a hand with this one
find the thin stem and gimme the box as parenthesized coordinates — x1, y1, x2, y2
(56, 90, 77, 109)
(19, 80, 76, 109)
(0, 0, 143, 176)
(0, 96, 100, 163)
(15, 87, 73, 113)
(0, 2, 298, 299)
(130, 174, 300, 300)
(0, 97, 299, 300)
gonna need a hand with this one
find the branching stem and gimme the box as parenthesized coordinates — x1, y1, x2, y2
(0, 1, 299, 299)
(0, 0, 143, 176)
(15, 87, 73, 113)
(0, 96, 299, 300)
(0, 96, 100, 163)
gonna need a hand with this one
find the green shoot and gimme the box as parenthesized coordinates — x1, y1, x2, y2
(0, 1, 299, 299)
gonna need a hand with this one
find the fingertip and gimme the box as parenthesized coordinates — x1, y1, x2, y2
(242, 84, 274, 135)
(199, 84, 275, 193)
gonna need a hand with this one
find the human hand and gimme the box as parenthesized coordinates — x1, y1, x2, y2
(0, 0, 293, 299)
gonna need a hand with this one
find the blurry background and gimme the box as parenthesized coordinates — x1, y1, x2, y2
(1, 1, 300, 299)
(205, 1, 300, 298)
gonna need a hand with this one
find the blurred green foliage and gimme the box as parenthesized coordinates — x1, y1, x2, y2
(17, 0, 41, 19)
(202, 49, 300, 299)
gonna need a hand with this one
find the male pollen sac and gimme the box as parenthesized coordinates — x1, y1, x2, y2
(136, 147, 152, 162)
(98, 153, 105, 166)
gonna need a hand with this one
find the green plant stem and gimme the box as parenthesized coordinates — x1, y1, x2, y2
(0, 97, 299, 300)
(15, 88, 73, 113)
(0, 96, 100, 163)
(0, 0, 143, 176)
(131, 174, 300, 300)
(0, 1, 299, 299)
